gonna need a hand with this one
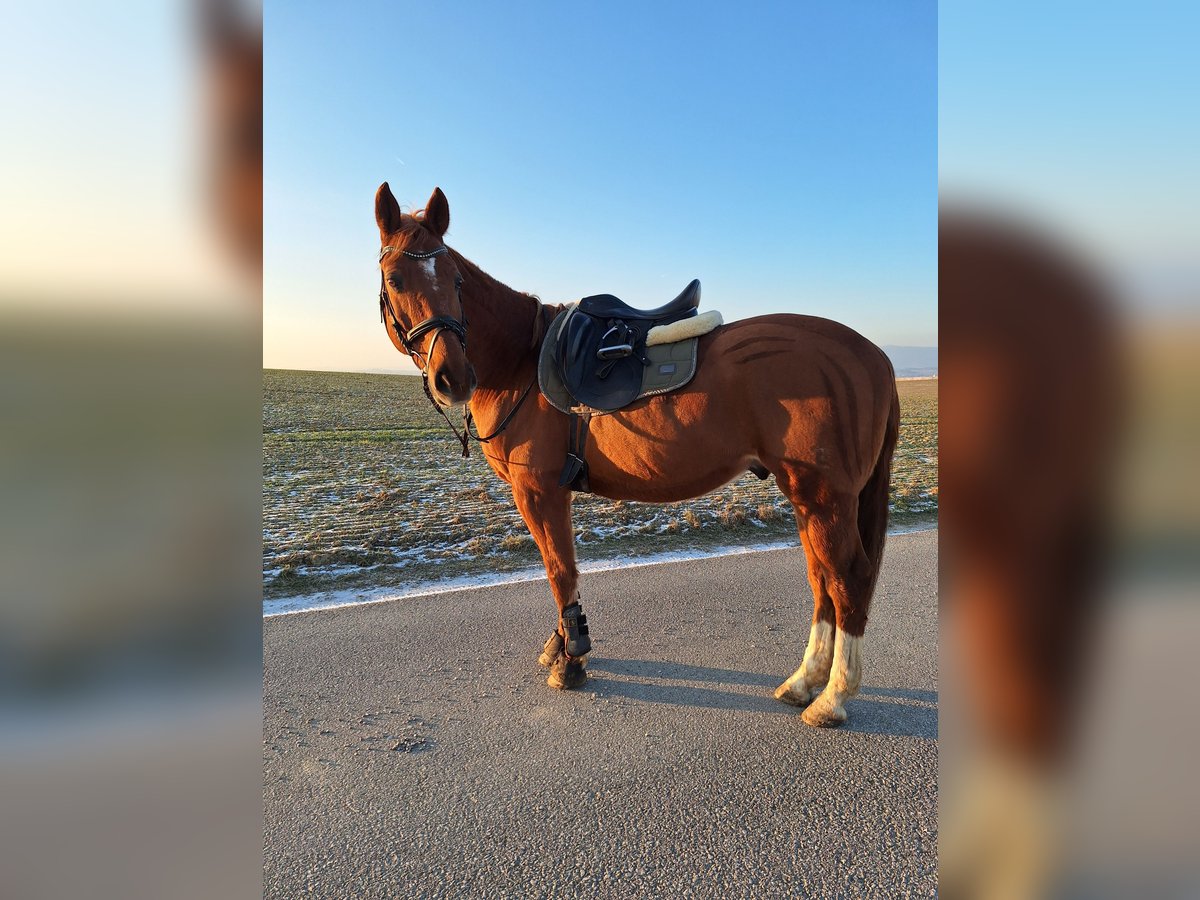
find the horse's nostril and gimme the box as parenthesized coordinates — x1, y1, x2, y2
(434, 370, 452, 396)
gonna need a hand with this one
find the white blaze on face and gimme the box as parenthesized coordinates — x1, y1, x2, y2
(418, 257, 438, 291)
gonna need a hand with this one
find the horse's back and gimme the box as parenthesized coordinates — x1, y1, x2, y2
(700, 312, 895, 400)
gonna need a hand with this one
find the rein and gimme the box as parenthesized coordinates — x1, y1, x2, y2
(378, 245, 543, 458)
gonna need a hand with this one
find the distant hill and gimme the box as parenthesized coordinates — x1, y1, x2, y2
(882, 345, 937, 378)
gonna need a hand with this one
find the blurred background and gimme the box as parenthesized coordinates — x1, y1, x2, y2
(0, 1, 1196, 898)
(0, 1, 262, 898)
(940, 2, 1198, 897)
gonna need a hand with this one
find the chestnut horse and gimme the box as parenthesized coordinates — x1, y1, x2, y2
(375, 184, 899, 727)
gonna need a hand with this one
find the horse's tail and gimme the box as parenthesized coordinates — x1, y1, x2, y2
(858, 379, 900, 594)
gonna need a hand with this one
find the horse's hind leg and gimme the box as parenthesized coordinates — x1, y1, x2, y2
(774, 525, 837, 707)
(796, 496, 875, 727)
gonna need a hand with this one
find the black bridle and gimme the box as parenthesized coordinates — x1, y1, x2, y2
(378, 245, 466, 361)
(378, 244, 538, 457)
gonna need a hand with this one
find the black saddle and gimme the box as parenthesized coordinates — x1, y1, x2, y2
(577, 279, 701, 321)
(557, 280, 701, 412)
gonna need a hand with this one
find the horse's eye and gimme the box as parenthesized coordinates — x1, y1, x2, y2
(387, 275, 402, 290)
(454, 275, 463, 289)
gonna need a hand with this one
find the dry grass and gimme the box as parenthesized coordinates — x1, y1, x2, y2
(719, 503, 748, 528)
(757, 503, 781, 523)
(498, 534, 531, 552)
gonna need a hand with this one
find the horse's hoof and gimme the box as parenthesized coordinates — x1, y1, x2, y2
(537, 632, 563, 667)
(539, 652, 589, 669)
(800, 696, 848, 728)
(547, 656, 587, 690)
(774, 681, 817, 707)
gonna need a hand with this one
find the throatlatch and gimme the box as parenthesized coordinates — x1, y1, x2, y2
(561, 602, 591, 657)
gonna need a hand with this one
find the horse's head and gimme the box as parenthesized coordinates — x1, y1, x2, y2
(375, 183, 477, 406)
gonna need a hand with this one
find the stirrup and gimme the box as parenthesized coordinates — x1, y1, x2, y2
(561, 602, 591, 657)
(558, 452, 587, 489)
(558, 410, 592, 492)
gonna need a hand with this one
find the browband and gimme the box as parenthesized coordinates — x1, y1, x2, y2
(379, 245, 449, 261)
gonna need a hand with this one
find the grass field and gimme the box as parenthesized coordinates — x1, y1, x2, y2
(263, 371, 937, 599)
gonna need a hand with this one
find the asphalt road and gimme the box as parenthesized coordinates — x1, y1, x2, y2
(264, 529, 938, 898)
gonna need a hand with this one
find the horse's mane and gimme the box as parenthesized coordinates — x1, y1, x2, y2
(392, 214, 549, 310)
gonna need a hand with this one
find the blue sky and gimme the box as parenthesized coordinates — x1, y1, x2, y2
(940, 3, 1198, 266)
(264, 2, 936, 372)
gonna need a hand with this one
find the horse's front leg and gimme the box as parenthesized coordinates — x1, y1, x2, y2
(510, 479, 590, 689)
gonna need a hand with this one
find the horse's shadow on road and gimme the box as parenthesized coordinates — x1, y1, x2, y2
(585, 658, 937, 739)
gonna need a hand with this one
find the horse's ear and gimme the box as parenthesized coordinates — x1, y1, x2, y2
(423, 186, 450, 238)
(375, 182, 403, 238)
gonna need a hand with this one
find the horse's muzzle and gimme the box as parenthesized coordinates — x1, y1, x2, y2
(431, 364, 477, 406)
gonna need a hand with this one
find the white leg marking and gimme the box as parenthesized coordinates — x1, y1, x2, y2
(774, 621, 834, 706)
(801, 628, 863, 726)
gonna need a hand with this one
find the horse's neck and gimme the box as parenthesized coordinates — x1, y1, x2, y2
(451, 249, 540, 392)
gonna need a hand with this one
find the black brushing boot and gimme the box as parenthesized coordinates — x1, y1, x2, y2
(546, 603, 590, 689)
